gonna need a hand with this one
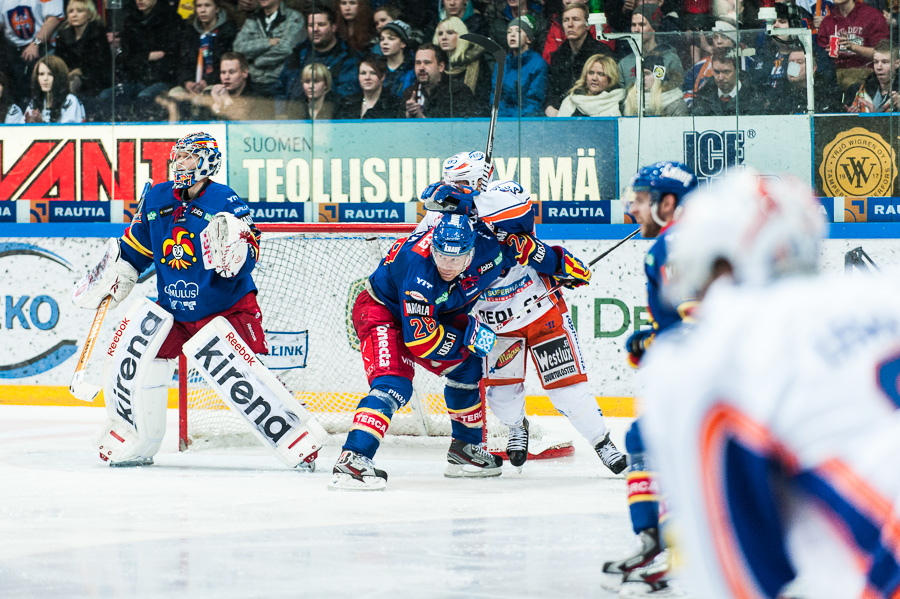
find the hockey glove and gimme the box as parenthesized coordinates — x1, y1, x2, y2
(504, 233, 555, 269)
(201, 212, 252, 278)
(420, 182, 478, 215)
(554, 247, 591, 288)
(464, 316, 496, 358)
(625, 329, 655, 369)
(72, 238, 139, 310)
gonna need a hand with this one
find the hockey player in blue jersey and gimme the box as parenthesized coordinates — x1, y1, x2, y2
(601, 162, 698, 593)
(73, 132, 327, 472)
(330, 213, 591, 490)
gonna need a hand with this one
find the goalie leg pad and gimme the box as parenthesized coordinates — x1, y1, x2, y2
(183, 316, 327, 468)
(547, 381, 610, 445)
(97, 298, 174, 465)
(344, 375, 413, 459)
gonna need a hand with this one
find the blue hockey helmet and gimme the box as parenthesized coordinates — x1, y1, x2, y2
(625, 161, 698, 226)
(432, 214, 475, 257)
(170, 132, 222, 189)
(628, 161, 698, 205)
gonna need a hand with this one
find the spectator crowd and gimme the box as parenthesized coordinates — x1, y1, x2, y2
(1, 0, 899, 123)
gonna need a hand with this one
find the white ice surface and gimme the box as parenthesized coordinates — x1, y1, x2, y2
(0, 407, 635, 599)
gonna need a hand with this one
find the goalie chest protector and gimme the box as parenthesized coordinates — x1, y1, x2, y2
(120, 181, 261, 322)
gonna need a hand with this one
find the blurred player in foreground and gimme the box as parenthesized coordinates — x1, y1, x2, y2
(422, 150, 626, 474)
(73, 132, 325, 471)
(641, 172, 900, 598)
(601, 162, 698, 594)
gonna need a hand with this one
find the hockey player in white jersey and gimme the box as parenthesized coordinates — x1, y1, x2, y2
(640, 171, 900, 598)
(421, 151, 627, 474)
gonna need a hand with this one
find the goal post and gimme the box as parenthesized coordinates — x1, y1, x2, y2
(177, 222, 573, 458)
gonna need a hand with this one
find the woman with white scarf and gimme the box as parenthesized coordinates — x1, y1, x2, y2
(556, 54, 626, 117)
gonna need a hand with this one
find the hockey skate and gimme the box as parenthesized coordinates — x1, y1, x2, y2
(445, 439, 503, 478)
(601, 528, 663, 591)
(595, 433, 628, 474)
(506, 418, 529, 471)
(329, 450, 388, 491)
(618, 551, 688, 597)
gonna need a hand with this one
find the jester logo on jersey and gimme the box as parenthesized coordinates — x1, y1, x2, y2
(161, 227, 197, 270)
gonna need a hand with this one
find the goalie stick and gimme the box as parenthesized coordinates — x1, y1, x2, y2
(460, 33, 505, 192)
(494, 228, 641, 333)
(69, 180, 152, 402)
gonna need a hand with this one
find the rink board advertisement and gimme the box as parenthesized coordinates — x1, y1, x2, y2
(617, 116, 813, 188)
(1, 235, 895, 410)
(0, 124, 227, 205)
(225, 120, 619, 204)
(813, 115, 900, 199)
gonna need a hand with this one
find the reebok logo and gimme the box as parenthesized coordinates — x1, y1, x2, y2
(107, 317, 130, 357)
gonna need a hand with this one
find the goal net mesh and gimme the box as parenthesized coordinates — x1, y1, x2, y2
(180, 225, 572, 456)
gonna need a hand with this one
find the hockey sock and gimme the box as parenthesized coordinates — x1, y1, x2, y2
(344, 375, 411, 459)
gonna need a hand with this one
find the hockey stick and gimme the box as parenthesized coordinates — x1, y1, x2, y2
(460, 33, 505, 191)
(494, 228, 641, 333)
(68, 179, 153, 402)
(69, 296, 111, 401)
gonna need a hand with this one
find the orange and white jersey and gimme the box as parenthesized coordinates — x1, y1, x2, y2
(416, 180, 555, 332)
(640, 272, 900, 599)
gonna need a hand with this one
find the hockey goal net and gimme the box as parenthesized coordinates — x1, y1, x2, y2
(178, 222, 573, 457)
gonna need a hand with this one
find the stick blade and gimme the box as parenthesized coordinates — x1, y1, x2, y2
(69, 381, 102, 402)
(460, 33, 506, 62)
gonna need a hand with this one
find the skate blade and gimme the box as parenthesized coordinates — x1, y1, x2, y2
(619, 580, 693, 598)
(294, 461, 316, 473)
(109, 457, 154, 468)
(328, 472, 386, 491)
(600, 571, 623, 592)
(444, 463, 502, 478)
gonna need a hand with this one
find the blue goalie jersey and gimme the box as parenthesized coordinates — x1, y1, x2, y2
(119, 181, 261, 322)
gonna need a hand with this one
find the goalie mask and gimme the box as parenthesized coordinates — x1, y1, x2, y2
(442, 151, 496, 189)
(624, 161, 698, 227)
(664, 170, 825, 303)
(170, 132, 222, 189)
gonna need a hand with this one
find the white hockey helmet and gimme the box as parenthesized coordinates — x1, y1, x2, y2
(664, 169, 825, 302)
(170, 132, 222, 189)
(442, 151, 496, 188)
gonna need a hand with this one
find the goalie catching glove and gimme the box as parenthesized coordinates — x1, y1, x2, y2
(464, 316, 496, 358)
(200, 212, 252, 278)
(420, 182, 478, 215)
(626, 329, 655, 368)
(553, 248, 592, 288)
(72, 238, 139, 310)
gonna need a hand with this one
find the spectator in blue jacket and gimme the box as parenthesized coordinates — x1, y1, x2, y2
(274, 4, 362, 114)
(494, 15, 547, 116)
(380, 19, 415, 96)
